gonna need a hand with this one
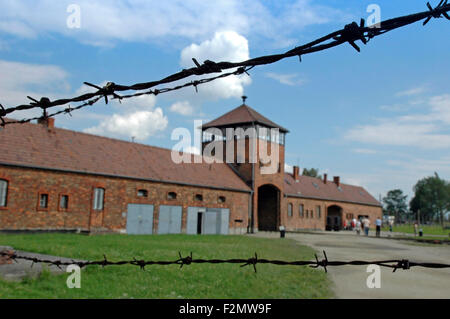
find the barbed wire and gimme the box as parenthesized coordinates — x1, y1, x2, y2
(0, 1, 449, 126)
(1, 250, 450, 273)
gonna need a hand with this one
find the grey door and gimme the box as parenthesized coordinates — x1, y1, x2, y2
(126, 204, 154, 234)
(203, 209, 220, 234)
(187, 207, 205, 234)
(187, 207, 230, 235)
(219, 208, 230, 235)
(158, 205, 182, 234)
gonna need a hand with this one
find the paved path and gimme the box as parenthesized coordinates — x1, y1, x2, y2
(252, 231, 450, 299)
(0, 246, 85, 281)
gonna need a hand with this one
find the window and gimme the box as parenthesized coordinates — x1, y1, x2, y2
(168, 192, 177, 200)
(288, 203, 293, 217)
(93, 188, 105, 210)
(195, 194, 203, 202)
(299, 204, 304, 218)
(311, 210, 314, 218)
(59, 195, 69, 210)
(306, 210, 309, 218)
(0, 179, 8, 207)
(137, 189, 148, 197)
(218, 196, 226, 203)
(39, 194, 48, 209)
(316, 205, 321, 219)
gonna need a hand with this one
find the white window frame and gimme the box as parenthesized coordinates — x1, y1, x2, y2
(0, 180, 8, 207)
(59, 195, 69, 210)
(39, 194, 48, 208)
(93, 188, 105, 210)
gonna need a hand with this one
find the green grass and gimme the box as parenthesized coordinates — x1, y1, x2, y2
(382, 225, 450, 237)
(0, 233, 332, 299)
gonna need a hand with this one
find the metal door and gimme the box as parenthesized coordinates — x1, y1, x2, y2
(187, 207, 205, 234)
(126, 204, 154, 234)
(187, 207, 229, 235)
(219, 208, 230, 235)
(203, 209, 219, 234)
(158, 205, 182, 234)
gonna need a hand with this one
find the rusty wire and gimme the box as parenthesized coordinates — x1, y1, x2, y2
(1, 250, 450, 273)
(0, 1, 449, 126)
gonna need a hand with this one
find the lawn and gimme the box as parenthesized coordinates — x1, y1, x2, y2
(382, 224, 450, 237)
(0, 233, 332, 299)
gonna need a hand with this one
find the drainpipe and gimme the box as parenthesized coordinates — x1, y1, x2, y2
(250, 121, 256, 233)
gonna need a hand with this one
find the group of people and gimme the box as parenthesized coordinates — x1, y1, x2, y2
(344, 217, 383, 237)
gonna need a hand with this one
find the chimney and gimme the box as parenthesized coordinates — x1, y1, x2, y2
(333, 176, 340, 187)
(293, 166, 299, 180)
(323, 173, 328, 184)
(38, 117, 55, 129)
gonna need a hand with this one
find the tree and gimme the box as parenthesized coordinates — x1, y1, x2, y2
(409, 173, 450, 227)
(302, 168, 322, 179)
(382, 189, 408, 225)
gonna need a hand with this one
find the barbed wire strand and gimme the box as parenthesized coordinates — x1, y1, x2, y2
(1, 250, 450, 273)
(0, 1, 449, 126)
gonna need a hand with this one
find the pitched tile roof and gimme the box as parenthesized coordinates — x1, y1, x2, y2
(202, 104, 289, 133)
(284, 173, 381, 207)
(0, 120, 251, 192)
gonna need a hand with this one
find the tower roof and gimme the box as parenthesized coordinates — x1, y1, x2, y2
(202, 104, 289, 133)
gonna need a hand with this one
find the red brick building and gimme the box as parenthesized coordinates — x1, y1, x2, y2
(0, 102, 382, 234)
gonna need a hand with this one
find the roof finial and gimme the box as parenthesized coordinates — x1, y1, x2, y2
(242, 95, 247, 105)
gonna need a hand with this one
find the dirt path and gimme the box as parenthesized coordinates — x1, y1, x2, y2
(252, 231, 450, 299)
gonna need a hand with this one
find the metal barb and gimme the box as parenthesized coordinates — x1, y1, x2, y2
(1, 2, 450, 125)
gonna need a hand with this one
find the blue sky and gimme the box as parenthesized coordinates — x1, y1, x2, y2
(1, 0, 449, 201)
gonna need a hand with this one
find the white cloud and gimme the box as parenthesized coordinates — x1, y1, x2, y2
(0, 59, 70, 120)
(164, 31, 251, 105)
(352, 148, 377, 155)
(285, 163, 294, 174)
(170, 101, 194, 116)
(345, 94, 450, 149)
(83, 108, 168, 141)
(396, 86, 427, 97)
(0, 0, 348, 47)
(265, 72, 306, 86)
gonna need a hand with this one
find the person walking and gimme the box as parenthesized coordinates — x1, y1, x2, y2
(356, 219, 361, 235)
(375, 218, 382, 237)
(363, 217, 370, 236)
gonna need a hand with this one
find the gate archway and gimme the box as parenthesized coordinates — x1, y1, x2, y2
(257, 184, 280, 231)
(326, 205, 343, 231)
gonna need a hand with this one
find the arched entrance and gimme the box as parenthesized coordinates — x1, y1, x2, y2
(326, 205, 342, 231)
(257, 184, 280, 231)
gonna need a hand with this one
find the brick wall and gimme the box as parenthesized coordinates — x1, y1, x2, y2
(282, 196, 382, 231)
(0, 165, 250, 233)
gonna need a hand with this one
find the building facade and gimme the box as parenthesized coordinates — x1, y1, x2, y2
(0, 102, 382, 234)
